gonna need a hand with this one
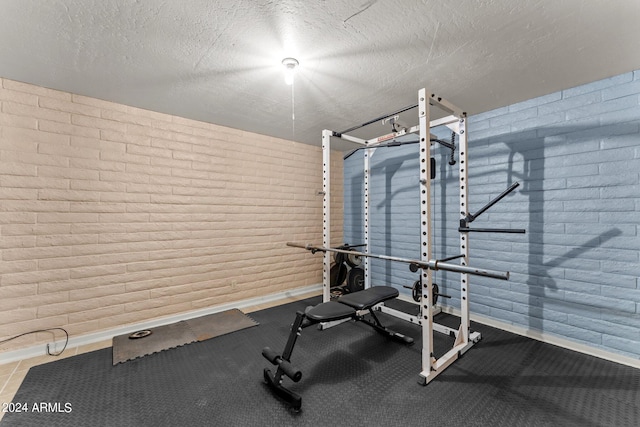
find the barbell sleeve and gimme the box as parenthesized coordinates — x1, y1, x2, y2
(286, 242, 309, 249)
(428, 260, 509, 281)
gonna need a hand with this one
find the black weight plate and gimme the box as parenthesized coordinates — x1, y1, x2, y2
(330, 263, 347, 287)
(433, 282, 439, 306)
(412, 278, 439, 305)
(412, 279, 421, 302)
(347, 267, 365, 293)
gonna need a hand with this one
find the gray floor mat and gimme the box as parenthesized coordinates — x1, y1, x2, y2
(111, 309, 258, 364)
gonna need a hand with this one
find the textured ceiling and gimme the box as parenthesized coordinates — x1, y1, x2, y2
(1, 0, 639, 148)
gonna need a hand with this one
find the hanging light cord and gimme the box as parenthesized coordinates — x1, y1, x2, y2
(291, 80, 296, 139)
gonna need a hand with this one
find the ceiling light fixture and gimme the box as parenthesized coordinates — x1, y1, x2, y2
(282, 57, 299, 85)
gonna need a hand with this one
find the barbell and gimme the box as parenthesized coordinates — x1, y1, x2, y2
(286, 242, 509, 281)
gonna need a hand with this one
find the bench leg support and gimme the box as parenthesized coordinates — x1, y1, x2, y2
(360, 308, 414, 344)
(263, 368, 302, 411)
(262, 310, 309, 411)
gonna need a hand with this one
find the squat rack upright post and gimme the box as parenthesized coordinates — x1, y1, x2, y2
(321, 88, 479, 385)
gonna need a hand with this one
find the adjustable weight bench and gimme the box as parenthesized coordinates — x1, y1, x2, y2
(262, 286, 413, 411)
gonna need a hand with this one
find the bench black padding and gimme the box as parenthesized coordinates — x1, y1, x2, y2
(262, 285, 413, 411)
(305, 301, 356, 322)
(337, 285, 398, 310)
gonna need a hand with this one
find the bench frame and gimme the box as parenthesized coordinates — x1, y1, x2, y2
(262, 286, 412, 411)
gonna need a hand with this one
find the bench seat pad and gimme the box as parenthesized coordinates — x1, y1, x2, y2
(337, 286, 398, 310)
(305, 301, 356, 322)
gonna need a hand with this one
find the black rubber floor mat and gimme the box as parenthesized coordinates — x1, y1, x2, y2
(3, 297, 639, 427)
(111, 309, 258, 365)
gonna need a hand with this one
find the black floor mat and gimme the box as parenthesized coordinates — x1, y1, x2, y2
(2, 297, 639, 426)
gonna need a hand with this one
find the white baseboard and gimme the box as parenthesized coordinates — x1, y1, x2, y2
(438, 305, 640, 370)
(395, 294, 639, 368)
(0, 284, 322, 366)
(5, 286, 636, 371)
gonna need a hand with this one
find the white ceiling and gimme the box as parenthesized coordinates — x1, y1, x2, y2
(1, 0, 639, 148)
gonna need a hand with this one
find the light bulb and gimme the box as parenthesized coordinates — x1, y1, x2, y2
(282, 58, 299, 86)
(284, 68, 295, 85)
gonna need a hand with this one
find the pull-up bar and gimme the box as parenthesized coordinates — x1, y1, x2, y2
(286, 242, 509, 281)
(335, 104, 418, 136)
(335, 91, 465, 137)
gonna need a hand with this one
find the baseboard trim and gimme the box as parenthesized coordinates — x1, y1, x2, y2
(0, 284, 322, 366)
(438, 305, 640, 370)
(6, 287, 636, 371)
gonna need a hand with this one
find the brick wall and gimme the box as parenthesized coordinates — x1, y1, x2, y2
(345, 71, 640, 360)
(0, 78, 343, 353)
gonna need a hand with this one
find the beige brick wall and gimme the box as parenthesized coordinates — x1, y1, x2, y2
(0, 78, 343, 353)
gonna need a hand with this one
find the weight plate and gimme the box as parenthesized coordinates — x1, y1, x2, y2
(412, 279, 421, 302)
(345, 251, 362, 267)
(347, 267, 365, 293)
(330, 263, 347, 287)
(412, 278, 439, 305)
(433, 283, 439, 306)
(330, 288, 344, 298)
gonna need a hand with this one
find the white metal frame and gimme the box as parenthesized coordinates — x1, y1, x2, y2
(322, 88, 479, 384)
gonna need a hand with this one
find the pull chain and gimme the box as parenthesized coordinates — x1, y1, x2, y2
(291, 80, 296, 140)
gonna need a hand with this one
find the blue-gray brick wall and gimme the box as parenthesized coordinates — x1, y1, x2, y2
(343, 70, 640, 360)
